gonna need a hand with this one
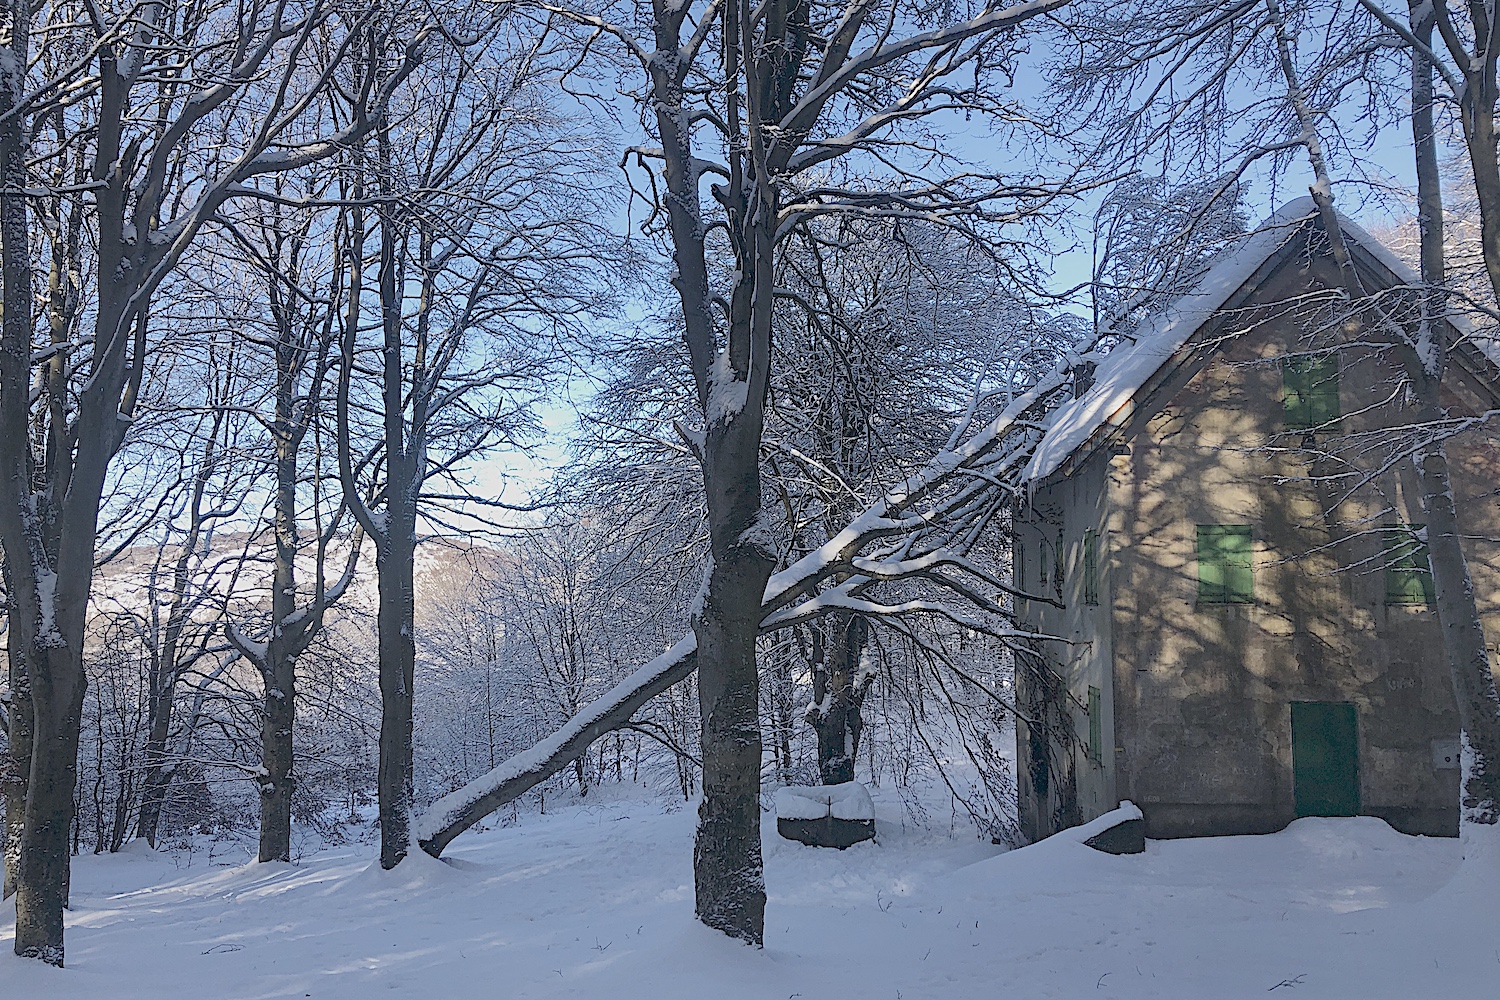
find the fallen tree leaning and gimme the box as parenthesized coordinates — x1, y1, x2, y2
(416, 364, 1072, 857)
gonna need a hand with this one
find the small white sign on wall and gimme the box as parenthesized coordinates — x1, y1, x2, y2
(1431, 738, 1460, 770)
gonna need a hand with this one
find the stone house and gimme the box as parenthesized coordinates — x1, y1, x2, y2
(1013, 198, 1500, 844)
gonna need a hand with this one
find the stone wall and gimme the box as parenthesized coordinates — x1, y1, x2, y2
(1019, 240, 1500, 842)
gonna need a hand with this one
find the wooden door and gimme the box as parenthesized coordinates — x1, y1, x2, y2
(1291, 702, 1360, 817)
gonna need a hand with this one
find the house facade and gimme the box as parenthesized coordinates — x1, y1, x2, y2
(1014, 200, 1500, 843)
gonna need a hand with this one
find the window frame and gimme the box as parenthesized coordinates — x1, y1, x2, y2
(1383, 525, 1435, 606)
(1083, 529, 1100, 606)
(1197, 524, 1255, 604)
(1282, 353, 1341, 430)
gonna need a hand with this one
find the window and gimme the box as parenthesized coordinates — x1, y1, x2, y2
(1283, 353, 1340, 429)
(1087, 686, 1102, 763)
(1054, 530, 1064, 599)
(1015, 544, 1027, 612)
(1198, 525, 1254, 604)
(1384, 525, 1434, 606)
(1083, 529, 1100, 606)
(1037, 538, 1049, 588)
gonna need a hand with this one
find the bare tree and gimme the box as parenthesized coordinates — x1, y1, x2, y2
(0, 0, 431, 964)
(519, 0, 1073, 943)
(766, 219, 1053, 785)
(117, 365, 253, 850)
(334, 15, 607, 869)
(415, 337, 1085, 883)
(218, 188, 366, 864)
(1356, 0, 1500, 308)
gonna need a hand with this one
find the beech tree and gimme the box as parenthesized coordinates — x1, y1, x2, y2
(333, 15, 607, 869)
(514, 0, 1075, 944)
(0, 0, 431, 965)
(764, 219, 1044, 785)
(219, 192, 364, 864)
(100, 344, 257, 851)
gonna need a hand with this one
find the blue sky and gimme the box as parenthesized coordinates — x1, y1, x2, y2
(458, 14, 1436, 525)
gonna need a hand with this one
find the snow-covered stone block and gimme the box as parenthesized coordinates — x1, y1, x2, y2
(1078, 800, 1146, 855)
(775, 782, 875, 848)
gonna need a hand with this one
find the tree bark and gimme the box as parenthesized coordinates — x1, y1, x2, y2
(692, 410, 773, 943)
(258, 324, 309, 863)
(2, 602, 30, 899)
(133, 677, 176, 847)
(257, 652, 297, 862)
(337, 170, 422, 870)
(13, 645, 86, 965)
(1409, 4, 1500, 823)
(376, 525, 417, 869)
(1417, 452, 1500, 822)
(808, 614, 870, 785)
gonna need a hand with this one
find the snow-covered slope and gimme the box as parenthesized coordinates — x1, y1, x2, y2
(1, 788, 1489, 998)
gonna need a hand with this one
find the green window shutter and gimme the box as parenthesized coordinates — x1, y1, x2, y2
(1384, 525, 1435, 605)
(1083, 529, 1099, 606)
(1015, 543, 1027, 614)
(1087, 686, 1102, 762)
(1283, 354, 1340, 429)
(1054, 530, 1064, 599)
(1198, 525, 1254, 603)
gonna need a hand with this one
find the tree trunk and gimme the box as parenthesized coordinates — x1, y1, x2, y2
(691, 408, 773, 945)
(133, 679, 175, 848)
(1410, 9, 1500, 824)
(258, 649, 297, 862)
(259, 386, 303, 862)
(415, 639, 700, 857)
(1, 9, 92, 961)
(1459, 72, 1500, 310)
(692, 559, 770, 944)
(376, 526, 417, 869)
(3, 604, 31, 899)
(13, 646, 86, 965)
(1416, 453, 1500, 822)
(808, 614, 870, 785)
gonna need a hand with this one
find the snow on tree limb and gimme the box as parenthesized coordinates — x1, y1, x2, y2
(416, 635, 700, 855)
(416, 364, 1072, 855)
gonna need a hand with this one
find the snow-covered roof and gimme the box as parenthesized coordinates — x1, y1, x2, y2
(1023, 197, 1497, 485)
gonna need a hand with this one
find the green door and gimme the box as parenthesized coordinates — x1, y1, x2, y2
(1291, 702, 1360, 817)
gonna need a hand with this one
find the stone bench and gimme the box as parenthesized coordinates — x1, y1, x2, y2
(775, 782, 876, 849)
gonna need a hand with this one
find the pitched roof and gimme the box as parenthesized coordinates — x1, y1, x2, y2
(1023, 197, 1499, 485)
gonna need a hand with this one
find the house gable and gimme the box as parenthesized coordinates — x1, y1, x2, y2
(1026, 199, 1500, 489)
(1014, 204, 1500, 844)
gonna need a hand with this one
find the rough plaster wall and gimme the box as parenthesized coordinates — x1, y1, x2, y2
(1015, 449, 1115, 841)
(1104, 249, 1497, 838)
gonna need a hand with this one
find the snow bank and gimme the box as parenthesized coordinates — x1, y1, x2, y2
(5, 790, 1489, 1000)
(1424, 821, 1500, 911)
(343, 845, 469, 895)
(775, 782, 876, 822)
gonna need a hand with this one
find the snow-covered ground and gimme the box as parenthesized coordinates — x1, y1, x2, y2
(2, 786, 1494, 999)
